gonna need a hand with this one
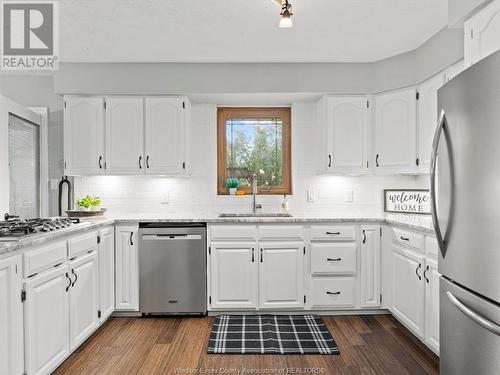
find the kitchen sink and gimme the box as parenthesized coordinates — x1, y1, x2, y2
(218, 213, 293, 218)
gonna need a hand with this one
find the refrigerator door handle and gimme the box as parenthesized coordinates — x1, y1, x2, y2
(430, 110, 447, 257)
(446, 291, 500, 336)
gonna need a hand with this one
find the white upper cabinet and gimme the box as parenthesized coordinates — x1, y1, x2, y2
(258, 242, 304, 309)
(145, 97, 188, 174)
(105, 97, 144, 174)
(64, 95, 189, 176)
(374, 88, 417, 173)
(417, 73, 446, 171)
(320, 96, 369, 173)
(64, 96, 105, 175)
(0, 255, 23, 375)
(465, 0, 500, 67)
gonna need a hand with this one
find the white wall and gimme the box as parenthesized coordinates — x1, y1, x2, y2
(74, 103, 425, 216)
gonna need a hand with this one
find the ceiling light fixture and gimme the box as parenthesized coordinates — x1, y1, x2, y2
(279, 0, 293, 28)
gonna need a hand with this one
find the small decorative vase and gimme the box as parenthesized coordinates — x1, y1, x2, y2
(229, 188, 237, 195)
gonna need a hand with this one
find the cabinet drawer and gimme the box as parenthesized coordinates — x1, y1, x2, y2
(309, 277, 356, 308)
(310, 225, 356, 241)
(258, 225, 304, 241)
(68, 231, 98, 259)
(23, 240, 67, 278)
(210, 225, 257, 242)
(311, 243, 356, 275)
(392, 227, 423, 251)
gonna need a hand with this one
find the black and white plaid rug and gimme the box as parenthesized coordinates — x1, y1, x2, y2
(207, 315, 340, 355)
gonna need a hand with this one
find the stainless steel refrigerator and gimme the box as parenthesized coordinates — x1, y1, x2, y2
(433, 50, 500, 374)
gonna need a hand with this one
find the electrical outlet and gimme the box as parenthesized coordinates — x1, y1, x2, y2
(307, 190, 316, 203)
(344, 190, 353, 202)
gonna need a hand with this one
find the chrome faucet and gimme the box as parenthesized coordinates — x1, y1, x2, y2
(252, 174, 262, 213)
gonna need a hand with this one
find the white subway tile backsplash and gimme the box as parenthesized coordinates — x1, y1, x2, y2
(74, 103, 421, 215)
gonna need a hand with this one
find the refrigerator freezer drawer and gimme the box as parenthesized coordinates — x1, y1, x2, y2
(440, 277, 500, 375)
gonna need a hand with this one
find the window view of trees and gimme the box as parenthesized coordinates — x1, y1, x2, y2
(225, 118, 283, 191)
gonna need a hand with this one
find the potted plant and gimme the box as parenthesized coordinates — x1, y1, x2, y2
(225, 178, 240, 195)
(76, 195, 101, 211)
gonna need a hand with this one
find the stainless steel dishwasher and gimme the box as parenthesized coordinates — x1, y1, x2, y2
(138, 223, 206, 315)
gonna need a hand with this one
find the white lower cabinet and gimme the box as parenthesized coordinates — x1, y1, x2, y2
(98, 226, 115, 322)
(210, 242, 258, 309)
(360, 226, 381, 308)
(259, 242, 304, 309)
(390, 244, 425, 337)
(68, 252, 99, 351)
(0, 255, 24, 375)
(424, 257, 440, 354)
(24, 265, 70, 375)
(115, 225, 139, 311)
(309, 277, 356, 308)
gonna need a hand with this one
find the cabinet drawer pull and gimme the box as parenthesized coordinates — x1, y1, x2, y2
(415, 263, 422, 281)
(423, 265, 430, 283)
(71, 269, 78, 287)
(54, 262, 63, 268)
(327, 257, 342, 262)
(400, 236, 410, 241)
(65, 272, 72, 292)
(326, 291, 341, 295)
(326, 231, 341, 235)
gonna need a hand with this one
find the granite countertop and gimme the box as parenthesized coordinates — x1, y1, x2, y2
(0, 213, 435, 256)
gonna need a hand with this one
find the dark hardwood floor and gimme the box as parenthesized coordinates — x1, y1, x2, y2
(54, 314, 439, 375)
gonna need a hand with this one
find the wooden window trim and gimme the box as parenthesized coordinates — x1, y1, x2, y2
(217, 107, 292, 195)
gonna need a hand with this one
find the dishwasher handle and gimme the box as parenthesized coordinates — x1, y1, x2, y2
(141, 234, 202, 240)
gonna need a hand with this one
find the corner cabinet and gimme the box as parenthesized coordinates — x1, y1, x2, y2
(374, 88, 417, 173)
(319, 96, 370, 174)
(0, 255, 24, 375)
(64, 96, 105, 175)
(63, 95, 190, 176)
(115, 225, 139, 311)
(417, 73, 445, 171)
(464, 0, 500, 67)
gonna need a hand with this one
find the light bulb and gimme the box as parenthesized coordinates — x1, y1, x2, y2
(279, 15, 293, 28)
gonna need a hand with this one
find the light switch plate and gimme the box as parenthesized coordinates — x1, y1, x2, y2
(344, 190, 353, 202)
(307, 190, 316, 202)
(161, 192, 170, 204)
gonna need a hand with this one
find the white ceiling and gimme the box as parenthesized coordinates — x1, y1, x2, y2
(60, 0, 448, 63)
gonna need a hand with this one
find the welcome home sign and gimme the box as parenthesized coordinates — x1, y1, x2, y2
(384, 189, 431, 214)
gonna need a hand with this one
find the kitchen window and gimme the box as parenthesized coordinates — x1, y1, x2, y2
(217, 107, 291, 195)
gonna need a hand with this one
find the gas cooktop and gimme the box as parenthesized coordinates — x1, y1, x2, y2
(0, 217, 80, 241)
